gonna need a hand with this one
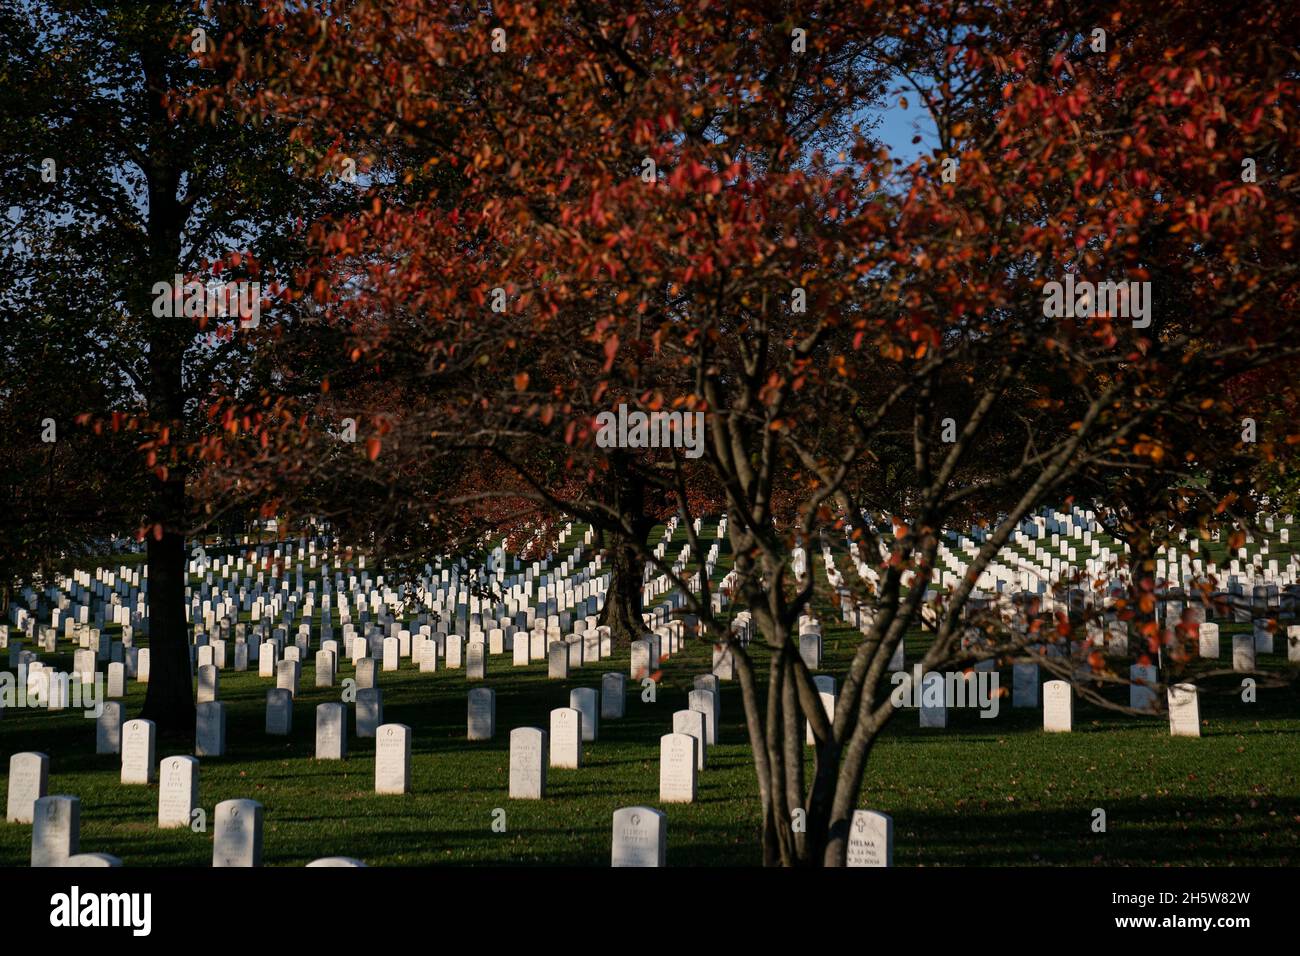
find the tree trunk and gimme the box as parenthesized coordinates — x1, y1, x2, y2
(598, 453, 649, 646)
(1127, 521, 1160, 661)
(599, 529, 646, 645)
(140, 474, 195, 738)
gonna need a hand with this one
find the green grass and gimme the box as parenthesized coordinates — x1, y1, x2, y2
(3, 520, 1297, 866)
(3, 608, 1297, 867)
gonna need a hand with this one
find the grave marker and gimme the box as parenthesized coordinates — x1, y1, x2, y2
(569, 687, 599, 742)
(467, 687, 496, 741)
(213, 798, 263, 867)
(315, 649, 336, 687)
(31, 795, 79, 867)
(1232, 634, 1256, 672)
(509, 727, 547, 799)
(356, 687, 383, 738)
(659, 733, 697, 803)
(467, 640, 487, 681)
(266, 688, 293, 735)
(1129, 663, 1158, 711)
(549, 707, 582, 768)
(1198, 622, 1220, 658)
(158, 756, 199, 829)
(95, 702, 123, 755)
(375, 723, 412, 795)
(1043, 679, 1073, 732)
(672, 709, 707, 770)
(611, 806, 666, 867)
(687, 688, 718, 745)
(601, 673, 626, 719)
(6, 752, 48, 823)
(1012, 662, 1039, 708)
(919, 672, 947, 728)
(121, 719, 157, 784)
(316, 703, 348, 759)
(846, 809, 893, 867)
(196, 701, 228, 757)
(548, 642, 569, 679)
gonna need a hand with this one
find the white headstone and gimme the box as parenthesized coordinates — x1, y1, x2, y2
(1042, 679, 1073, 732)
(630, 640, 652, 680)
(307, 857, 367, 867)
(672, 709, 707, 769)
(96, 702, 124, 755)
(196, 701, 227, 757)
(158, 755, 200, 829)
(805, 674, 836, 746)
(121, 718, 157, 783)
(548, 642, 569, 679)
(846, 809, 893, 867)
(315, 649, 336, 687)
(799, 632, 822, 670)
(1253, 622, 1273, 654)
(1232, 634, 1256, 672)
(467, 640, 487, 680)
(1167, 682, 1201, 737)
(712, 643, 734, 680)
(467, 687, 496, 741)
(197, 663, 220, 703)
(259, 642, 277, 677)
(659, 732, 697, 803)
(549, 707, 583, 768)
(375, 723, 412, 795)
(213, 798, 263, 867)
(31, 795, 79, 867)
(1012, 662, 1039, 708)
(1198, 622, 1220, 658)
(356, 687, 383, 738)
(919, 672, 947, 728)
(276, 659, 300, 697)
(509, 727, 547, 799)
(601, 672, 626, 719)
(6, 752, 48, 823)
(569, 687, 599, 742)
(611, 806, 666, 867)
(316, 703, 348, 759)
(687, 688, 718, 745)
(266, 688, 293, 735)
(106, 662, 126, 699)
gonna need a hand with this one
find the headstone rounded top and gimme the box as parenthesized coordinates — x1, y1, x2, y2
(306, 857, 367, 867)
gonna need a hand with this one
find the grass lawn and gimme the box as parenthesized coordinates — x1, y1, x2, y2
(3, 603, 1297, 866)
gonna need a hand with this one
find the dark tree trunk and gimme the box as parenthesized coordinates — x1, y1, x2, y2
(600, 531, 646, 645)
(140, 474, 194, 737)
(1127, 522, 1160, 661)
(134, 52, 194, 740)
(598, 453, 651, 647)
